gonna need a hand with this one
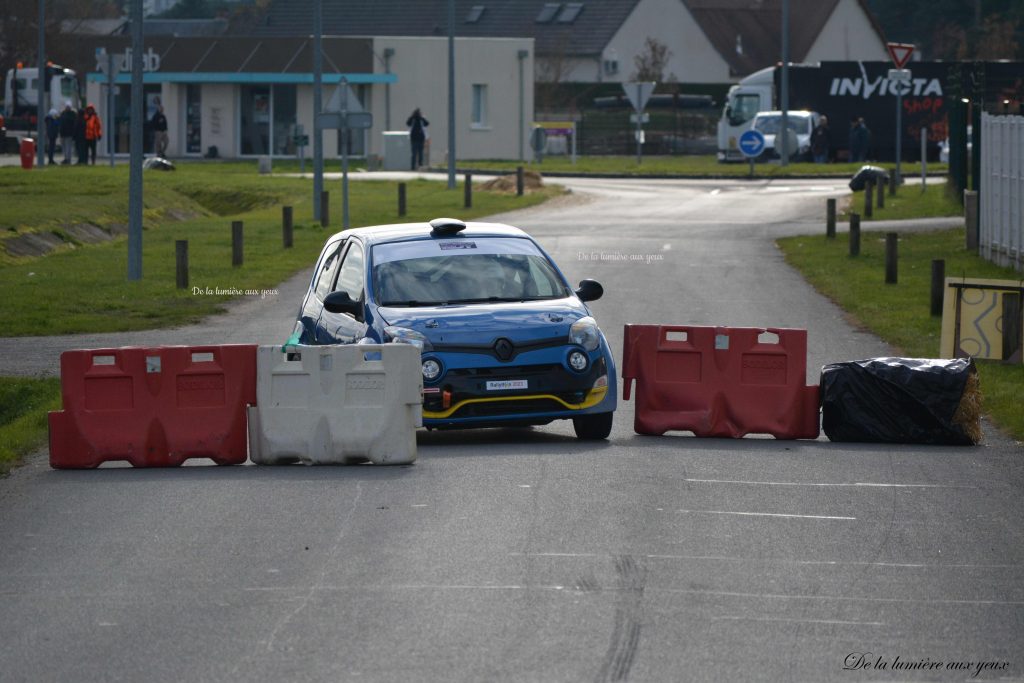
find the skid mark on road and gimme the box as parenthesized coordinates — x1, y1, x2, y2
(595, 555, 647, 683)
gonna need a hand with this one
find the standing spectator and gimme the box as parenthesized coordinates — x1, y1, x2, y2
(406, 108, 429, 170)
(151, 104, 169, 157)
(58, 102, 76, 165)
(83, 104, 102, 165)
(849, 117, 870, 162)
(810, 115, 830, 164)
(44, 108, 60, 165)
(74, 107, 88, 165)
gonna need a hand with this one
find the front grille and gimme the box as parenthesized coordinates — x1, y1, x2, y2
(453, 398, 565, 418)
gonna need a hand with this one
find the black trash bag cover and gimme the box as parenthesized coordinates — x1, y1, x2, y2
(820, 357, 977, 445)
(848, 165, 890, 192)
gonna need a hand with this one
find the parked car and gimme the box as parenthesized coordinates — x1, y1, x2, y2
(292, 217, 617, 439)
(751, 110, 820, 161)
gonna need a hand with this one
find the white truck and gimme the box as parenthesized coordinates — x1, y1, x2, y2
(2, 63, 81, 150)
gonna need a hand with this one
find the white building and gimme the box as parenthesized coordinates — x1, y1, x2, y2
(81, 35, 534, 162)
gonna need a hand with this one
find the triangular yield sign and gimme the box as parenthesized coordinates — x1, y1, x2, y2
(886, 43, 915, 69)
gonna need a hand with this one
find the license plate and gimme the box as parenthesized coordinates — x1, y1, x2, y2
(486, 379, 528, 391)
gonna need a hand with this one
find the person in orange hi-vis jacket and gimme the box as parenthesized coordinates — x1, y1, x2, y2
(83, 104, 103, 166)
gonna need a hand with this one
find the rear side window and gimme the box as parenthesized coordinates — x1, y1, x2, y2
(314, 242, 343, 301)
(335, 243, 364, 301)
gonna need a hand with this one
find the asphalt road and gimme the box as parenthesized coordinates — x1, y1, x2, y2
(0, 176, 1020, 683)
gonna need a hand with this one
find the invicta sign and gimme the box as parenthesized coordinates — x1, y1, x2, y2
(829, 76, 943, 99)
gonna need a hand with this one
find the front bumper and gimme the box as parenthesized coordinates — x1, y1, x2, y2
(420, 343, 617, 426)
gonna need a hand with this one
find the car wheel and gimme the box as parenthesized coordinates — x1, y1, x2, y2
(573, 412, 613, 440)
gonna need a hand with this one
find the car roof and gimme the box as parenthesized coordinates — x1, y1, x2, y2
(754, 110, 816, 118)
(323, 220, 531, 248)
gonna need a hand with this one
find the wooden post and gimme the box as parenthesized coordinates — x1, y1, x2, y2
(175, 240, 188, 289)
(965, 190, 979, 251)
(889, 169, 897, 196)
(282, 206, 293, 249)
(320, 191, 330, 228)
(516, 165, 524, 196)
(849, 213, 861, 257)
(930, 259, 945, 316)
(877, 176, 885, 209)
(864, 180, 873, 218)
(464, 172, 472, 209)
(1003, 293, 1022, 363)
(398, 182, 407, 217)
(885, 232, 898, 284)
(232, 221, 243, 267)
(826, 198, 836, 239)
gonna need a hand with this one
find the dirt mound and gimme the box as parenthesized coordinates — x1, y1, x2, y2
(480, 170, 544, 193)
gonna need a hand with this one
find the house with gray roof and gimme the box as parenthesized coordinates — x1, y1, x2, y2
(232, 0, 889, 84)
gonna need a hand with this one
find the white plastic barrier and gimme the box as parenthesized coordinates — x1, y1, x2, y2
(248, 344, 422, 465)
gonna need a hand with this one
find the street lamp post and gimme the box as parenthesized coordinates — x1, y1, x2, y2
(518, 49, 528, 162)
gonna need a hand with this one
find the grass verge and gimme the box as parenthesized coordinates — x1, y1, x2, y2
(452, 155, 949, 178)
(0, 378, 61, 475)
(0, 162, 559, 336)
(843, 182, 962, 221)
(778, 227, 1023, 441)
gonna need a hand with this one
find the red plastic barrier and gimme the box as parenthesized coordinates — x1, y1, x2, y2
(48, 345, 257, 468)
(622, 325, 820, 439)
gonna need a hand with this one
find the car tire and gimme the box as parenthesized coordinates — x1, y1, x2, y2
(573, 412, 613, 440)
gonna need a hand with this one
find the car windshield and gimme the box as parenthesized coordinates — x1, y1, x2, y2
(372, 237, 572, 306)
(753, 115, 811, 135)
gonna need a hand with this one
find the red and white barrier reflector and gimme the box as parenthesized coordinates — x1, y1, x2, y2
(622, 325, 820, 439)
(48, 345, 257, 468)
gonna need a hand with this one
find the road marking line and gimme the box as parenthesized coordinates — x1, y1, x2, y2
(712, 616, 884, 626)
(509, 553, 1022, 570)
(683, 478, 973, 489)
(676, 509, 856, 520)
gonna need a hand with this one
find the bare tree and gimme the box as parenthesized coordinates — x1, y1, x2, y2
(630, 37, 677, 82)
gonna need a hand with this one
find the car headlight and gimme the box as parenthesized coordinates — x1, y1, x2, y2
(568, 316, 600, 352)
(384, 326, 432, 351)
(568, 350, 588, 372)
(422, 358, 442, 381)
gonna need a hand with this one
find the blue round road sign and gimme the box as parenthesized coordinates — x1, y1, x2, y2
(738, 129, 766, 158)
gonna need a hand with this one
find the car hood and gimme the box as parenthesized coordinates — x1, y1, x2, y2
(376, 298, 591, 345)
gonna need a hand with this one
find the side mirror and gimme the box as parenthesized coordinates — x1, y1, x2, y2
(575, 279, 603, 303)
(323, 290, 361, 317)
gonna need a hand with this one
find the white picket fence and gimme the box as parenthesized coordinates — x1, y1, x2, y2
(980, 113, 1024, 272)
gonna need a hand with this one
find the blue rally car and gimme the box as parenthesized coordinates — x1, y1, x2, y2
(291, 217, 616, 439)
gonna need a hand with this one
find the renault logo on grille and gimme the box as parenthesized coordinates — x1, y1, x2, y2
(494, 338, 515, 361)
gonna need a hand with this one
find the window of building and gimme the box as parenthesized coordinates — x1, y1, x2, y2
(536, 3, 560, 23)
(466, 5, 485, 23)
(603, 59, 619, 76)
(272, 84, 297, 156)
(472, 84, 488, 128)
(557, 2, 583, 23)
(240, 85, 270, 155)
(185, 84, 202, 155)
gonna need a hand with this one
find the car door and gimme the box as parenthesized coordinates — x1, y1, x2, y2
(315, 240, 368, 344)
(299, 238, 344, 343)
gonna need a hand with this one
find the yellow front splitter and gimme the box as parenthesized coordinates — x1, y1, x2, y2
(423, 386, 608, 420)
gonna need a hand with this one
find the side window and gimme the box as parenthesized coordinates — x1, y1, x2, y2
(334, 243, 364, 301)
(314, 242, 343, 301)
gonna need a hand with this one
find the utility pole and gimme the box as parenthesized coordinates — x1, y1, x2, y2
(128, 0, 143, 281)
(447, 0, 456, 189)
(780, 0, 790, 166)
(313, 0, 323, 221)
(36, 0, 45, 168)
